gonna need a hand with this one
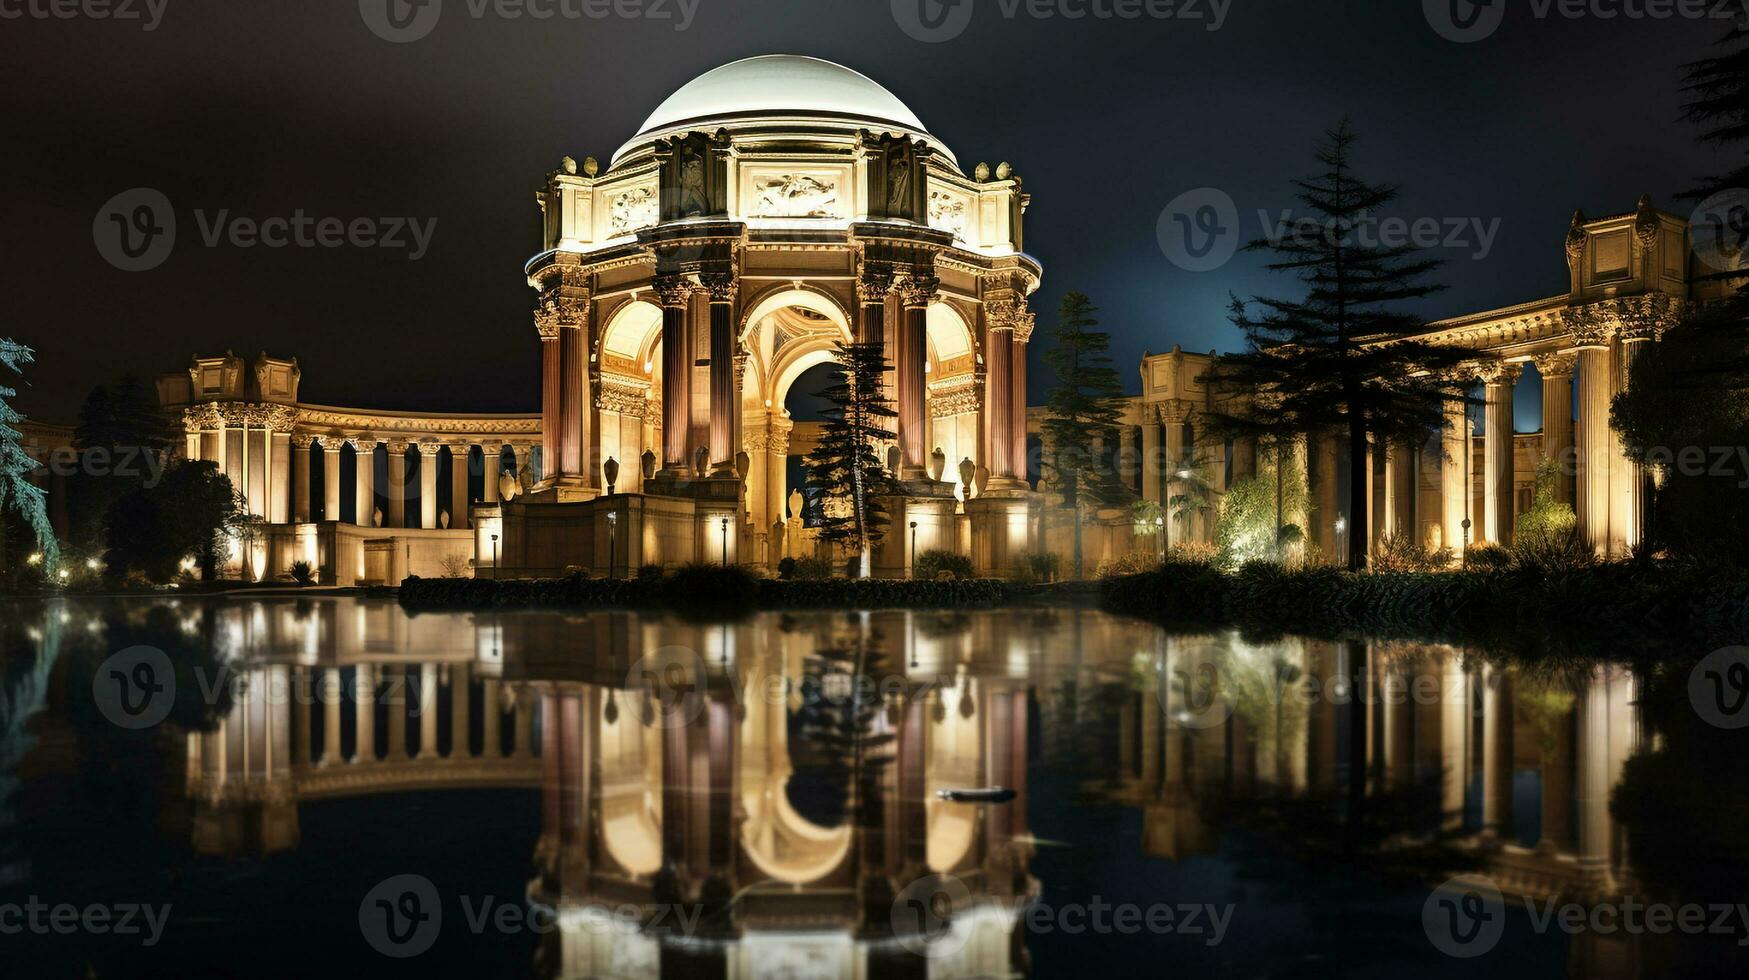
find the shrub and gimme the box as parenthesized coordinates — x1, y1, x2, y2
(636, 563, 664, 582)
(1010, 552, 1063, 584)
(439, 553, 470, 579)
(915, 549, 974, 581)
(777, 557, 798, 580)
(1371, 533, 1445, 573)
(287, 560, 316, 586)
(791, 556, 835, 580)
(1097, 551, 1160, 579)
(662, 564, 761, 609)
(1463, 544, 1513, 572)
(1511, 526, 1594, 575)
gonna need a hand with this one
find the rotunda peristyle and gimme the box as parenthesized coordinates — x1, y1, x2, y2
(510, 55, 1041, 579)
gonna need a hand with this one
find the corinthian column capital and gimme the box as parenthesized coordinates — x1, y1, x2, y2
(652, 275, 693, 309)
(898, 274, 939, 310)
(1476, 361, 1523, 387)
(1531, 350, 1577, 379)
(701, 272, 738, 304)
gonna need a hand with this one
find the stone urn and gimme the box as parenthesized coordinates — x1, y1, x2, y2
(928, 447, 946, 482)
(788, 488, 804, 520)
(975, 465, 990, 496)
(641, 448, 657, 480)
(498, 470, 519, 502)
(958, 457, 976, 495)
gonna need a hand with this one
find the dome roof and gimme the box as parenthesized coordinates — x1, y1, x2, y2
(613, 55, 943, 165)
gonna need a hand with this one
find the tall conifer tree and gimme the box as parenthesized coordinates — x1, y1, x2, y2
(804, 342, 898, 578)
(1042, 292, 1131, 579)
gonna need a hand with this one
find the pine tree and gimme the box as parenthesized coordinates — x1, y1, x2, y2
(0, 340, 58, 573)
(1042, 292, 1131, 580)
(1681, 23, 1749, 283)
(804, 342, 897, 578)
(1203, 121, 1476, 571)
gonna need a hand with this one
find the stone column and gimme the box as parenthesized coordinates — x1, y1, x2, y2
(1383, 441, 1406, 541)
(704, 273, 739, 476)
(481, 679, 502, 757)
(1482, 667, 1513, 838)
(418, 443, 440, 529)
(897, 273, 936, 481)
(538, 316, 562, 486)
(1140, 417, 1161, 504)
(655, 275, 693, 478)
(1311, 433, 1341, 561)
(1482, 363, 1521, 547)
(322, 438, 342, 523)
(354, 439, 376, 528)
(482, 446, 501, 503)
(1613, 335, 1653, 552)
(270, 430, 291, 524)
(1441, 399, 1469, 556)
(562, 323, 589, 484)
(1010, 312, 1033, 482)
(856, 266, 892, 346)
(292, 435, 313, 523)
(767, 418, 791, 530)
(387, 441, 409, 529)
(386, 666, 408, 760)
(450, 664, 471, 757)
(449, 445, 471, 529)
(1535, 351, 1576, 507)
(1575, 341, 1613, 554)
(986, 315, 1016, 483)
(320, 668, 342, 766)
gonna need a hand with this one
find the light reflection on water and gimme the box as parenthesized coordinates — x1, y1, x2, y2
(0, 597, 1740, 978)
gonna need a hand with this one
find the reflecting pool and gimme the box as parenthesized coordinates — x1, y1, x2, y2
(1, 598, 1744, 977)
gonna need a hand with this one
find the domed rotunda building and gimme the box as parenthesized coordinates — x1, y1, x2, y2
(499, 54, 1042, 578)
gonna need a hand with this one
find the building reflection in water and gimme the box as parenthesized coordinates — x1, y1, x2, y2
(134, 600, 1668, 976)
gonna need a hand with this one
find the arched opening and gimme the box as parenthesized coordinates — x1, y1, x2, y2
(597, 299, 664, 493)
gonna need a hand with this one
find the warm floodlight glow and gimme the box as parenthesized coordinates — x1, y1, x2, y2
(26, 552, 41, 565)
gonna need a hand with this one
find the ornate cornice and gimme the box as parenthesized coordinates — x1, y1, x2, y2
(291, 406, 542, 438)
(182, 402, 298, 431)
(929, 377, 980, 418)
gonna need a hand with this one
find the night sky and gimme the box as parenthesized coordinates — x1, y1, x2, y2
(2, 0, 1730, 430)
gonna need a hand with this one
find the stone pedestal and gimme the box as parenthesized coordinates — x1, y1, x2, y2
(873, 485, 957, 578)
(967, 493, 1033, 579)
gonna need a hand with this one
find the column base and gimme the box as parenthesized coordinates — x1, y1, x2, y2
(980, 475, 1031, 497)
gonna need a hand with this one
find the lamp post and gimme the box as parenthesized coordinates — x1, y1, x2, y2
(909, 520, 919, 578)
(720, 516, 730, 568)
(1155, 515, 1165, 563)
(1334, 517, 1347, 568)
(606, 511, 618, 579)
(490, 533, 498, 577)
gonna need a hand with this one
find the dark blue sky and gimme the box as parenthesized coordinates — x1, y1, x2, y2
(2, 0, 1726, 429)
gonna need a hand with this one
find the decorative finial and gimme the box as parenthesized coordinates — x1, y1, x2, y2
(561, 156, 578, 175)
(974, 162, 990, 181)
(995, 162, 1012, 180)
(583, 156, 600, 177)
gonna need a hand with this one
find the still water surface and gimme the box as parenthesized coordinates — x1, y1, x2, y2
(0, 597, 1741, 978)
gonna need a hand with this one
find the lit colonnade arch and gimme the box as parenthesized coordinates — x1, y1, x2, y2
(499, 54, 1041, 579)
(160, 351, 543, 585)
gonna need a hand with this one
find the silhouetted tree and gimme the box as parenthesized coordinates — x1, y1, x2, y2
(804, 342, 897, 578)
(1203, 121, 1475, 570)
(1042, 292, 1132, 579)
(1612, 297, 1749, 566)
(102, 460, 240, 582)
(0, 340, 57, 575)
(68, 375, 173, 547)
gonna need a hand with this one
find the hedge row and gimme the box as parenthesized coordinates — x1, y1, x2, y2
(1101, 559, 1749, 659)
(398, 568, 1013, 614)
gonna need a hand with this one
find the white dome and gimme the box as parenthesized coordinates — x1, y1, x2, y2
(614, 56, 941, 164)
